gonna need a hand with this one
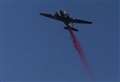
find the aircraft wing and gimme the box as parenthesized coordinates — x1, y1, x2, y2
(71, 18, 92, 24)
(40, 13, 58, 20)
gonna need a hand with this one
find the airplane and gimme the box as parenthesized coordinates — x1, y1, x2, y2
(40, 10, 92, 31)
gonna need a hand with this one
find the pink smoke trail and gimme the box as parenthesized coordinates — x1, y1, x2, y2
(68, 28, 93, 80)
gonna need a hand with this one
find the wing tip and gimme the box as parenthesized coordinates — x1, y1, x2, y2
(89, 22, 93, 24)
(40, 13, 44, 15)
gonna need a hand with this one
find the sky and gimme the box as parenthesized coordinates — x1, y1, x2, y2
(0, 0, 119, 82)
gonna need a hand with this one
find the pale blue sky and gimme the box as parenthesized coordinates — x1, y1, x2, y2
(0, 0, 118, 82)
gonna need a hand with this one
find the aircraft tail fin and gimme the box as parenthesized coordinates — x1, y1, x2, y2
(64, 27, 78, 32)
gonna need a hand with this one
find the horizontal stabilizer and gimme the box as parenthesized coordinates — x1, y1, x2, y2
(64, 27, 78, 32)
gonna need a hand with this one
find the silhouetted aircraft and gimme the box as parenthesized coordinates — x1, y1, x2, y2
(40, 10, 92, 31)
